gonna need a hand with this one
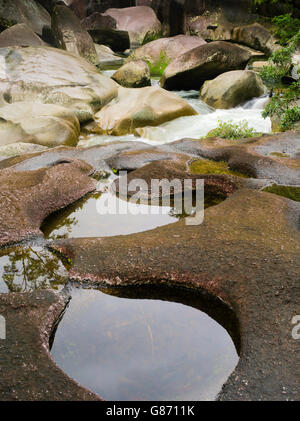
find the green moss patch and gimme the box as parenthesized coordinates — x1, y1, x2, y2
(189, 159, 248, 178)
(269, 152, 291, 158)
(263, 184, 300, 201)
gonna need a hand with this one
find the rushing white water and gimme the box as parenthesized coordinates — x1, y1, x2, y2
(80, 74, 271, 147)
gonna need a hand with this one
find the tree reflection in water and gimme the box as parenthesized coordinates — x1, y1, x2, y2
(0, 246, 69, 293)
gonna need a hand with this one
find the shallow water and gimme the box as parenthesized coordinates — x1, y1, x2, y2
(51, 287, 239, 401)
(0, 245, 68, 293)
(42, 192, 180, 240)
(80, 72, 271, 148)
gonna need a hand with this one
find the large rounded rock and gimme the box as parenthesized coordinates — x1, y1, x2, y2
(92, 86, 197, 136)
(0, 0, 51, 35)
(103, 6, 161, 46)
(80, 11, 130, 53)
(232, 23, 280, 56)
(0, 102, 80, 147)
(186, 10, 233, 42)
(160, 41, 252, 90)
(51, 5, 98, 65)
(0, 24, 46, 48)
(127, 35, 206, 76)
(0, 46, 118, 123)
(200, 70, 265, 109)
(112, 60, 151, 88)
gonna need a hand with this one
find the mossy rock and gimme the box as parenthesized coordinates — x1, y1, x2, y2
(263, 184, 300, 202)
(189, 159, 248, 178)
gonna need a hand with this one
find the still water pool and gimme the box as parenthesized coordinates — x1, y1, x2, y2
(51, 287, 239, 401)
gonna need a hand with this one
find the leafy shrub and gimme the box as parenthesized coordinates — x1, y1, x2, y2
(262, 79, 300, 130)
(146, 52, 170, 76)
(206, 120, 261, 140)
(259, 30, 300, 84)
(272, 14, 300, 45)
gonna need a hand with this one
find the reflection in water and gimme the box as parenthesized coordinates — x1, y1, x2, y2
(42, 192, 180, 240)
(0, 246, 68, 293)
(51, 287, 239, 401)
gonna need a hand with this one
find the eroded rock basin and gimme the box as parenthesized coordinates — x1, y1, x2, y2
(42, 192, 180, 240)
(51, 286, 239, 401)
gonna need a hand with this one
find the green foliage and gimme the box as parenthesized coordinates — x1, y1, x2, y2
(142, 32, 162, 45)
(146, 52, 170, 76)
(262, 79, 300, 131)
(272, 14, 300, 45)
(259, 30, 300, 84)
(259, 26, 300, 131)
(206, 120, 261, 140)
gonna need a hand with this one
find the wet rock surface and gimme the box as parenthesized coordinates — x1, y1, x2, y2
(0, 290, 100, 400)
(49, 188, 300, 401)
(0, 2, 299, 401)
(0, 127, 299, 400)
(171, 132, 300, 185)
(0, 159, 96, 247)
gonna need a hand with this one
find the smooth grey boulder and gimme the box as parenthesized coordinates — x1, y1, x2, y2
(200, 70, 265, 109)
(112, 60, 151, 88)
(127, 35, 206, 76)
(0, 102, 80, 147)
(160, 41, 252, 90)
(103, 6, 161, 46)
(232, 23, 280, 56)
(0, 24, 46, 48)
(0, 46, 118, 123)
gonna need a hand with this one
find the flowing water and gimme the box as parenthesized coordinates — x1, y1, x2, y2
(78, 71, 271, 148)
